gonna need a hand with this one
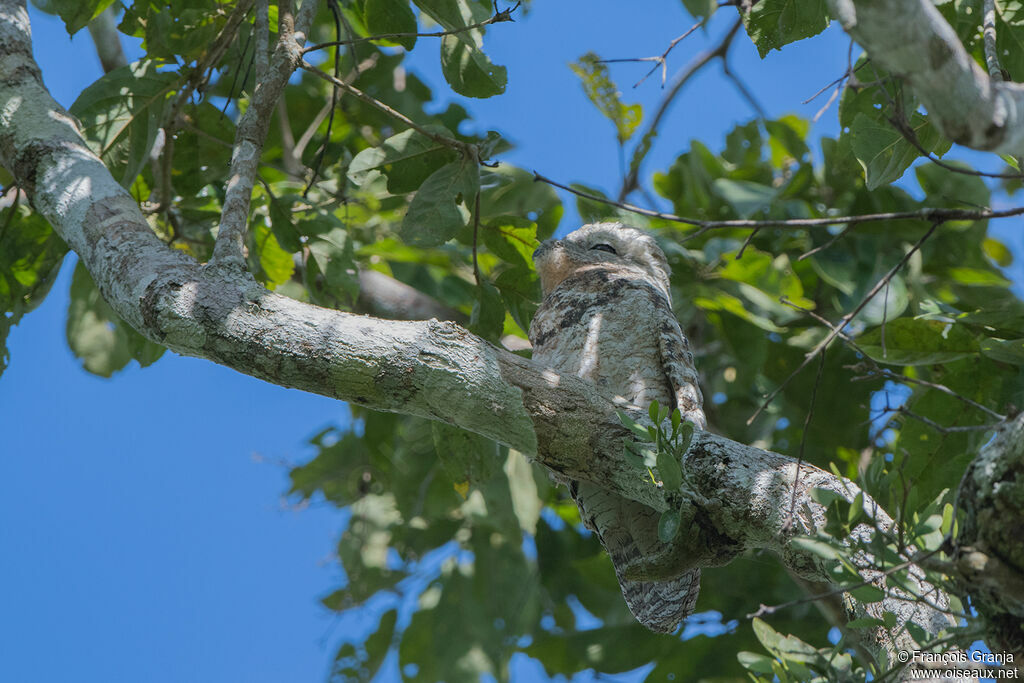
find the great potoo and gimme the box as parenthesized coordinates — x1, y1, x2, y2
(529, 222, 705, 633)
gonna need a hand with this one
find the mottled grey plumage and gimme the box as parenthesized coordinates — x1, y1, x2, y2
(529, 222, 705, 633)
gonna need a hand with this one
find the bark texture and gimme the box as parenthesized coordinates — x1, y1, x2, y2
(827, 0, 1024, 155)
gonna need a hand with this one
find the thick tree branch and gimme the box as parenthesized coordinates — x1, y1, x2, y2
(827, 0, 1024, 154)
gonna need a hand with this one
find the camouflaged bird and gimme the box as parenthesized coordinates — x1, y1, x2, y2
(529, 222, 705, 633)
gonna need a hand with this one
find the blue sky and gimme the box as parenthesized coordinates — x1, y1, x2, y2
(1, 2, 1019, 682)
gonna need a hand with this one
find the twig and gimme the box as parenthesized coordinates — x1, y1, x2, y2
(783, 350, 827, 535)
(747, 546, 950, 619)
(887, 113, 1024, 179)
(304, 0, 344, 197)
(735, 226, 761, 259)
(168, 0, 255, 130)
(300, 61, 478, 159)
(599, 17, 706, 88)
(533, 171, 1024, 231)
(472, 190, 481, 286)
(894, 406, 998, 434)
(797, 224, 853, 260)
(301, 2, 520, 54)
(747, 222, 942, 425)
(722, 61, 766, 119)
(619, 19, 742, 200)
(783, 297, 1007, 425)
(851, 365, 1006, 420)
(210, 0, 320, 268)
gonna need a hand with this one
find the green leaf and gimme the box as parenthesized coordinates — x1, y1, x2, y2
(656, 448, 683, 491)
(468, 279, 504, 342)
(413, 0, 488, 47)
(947, 267, 1012, 287)
(30, 0, 115, 34)
(431, 422, 500, 486)
(0, 204, 67, 376)
(858, 318, 979, 366)
(480, 216, 538, 268)
(915, 162, 990, 209)
(980, 337, 1024, 364)
(765, 116, 810, 165)
(618, 410, 653, 440)
(681, 0, 717, 19)
(983, 237, 1014, 267)
(308, 227, 360, 302)
(268, 195, 302, 253)
(249, 222, 295, 290)
(570, 53, 642, 144)
(348, 128, 458, 194)
(70, 60, 180, 188)
(66, 261, 165, 377)
(742, 0, 830, 57)
(849, 112, 950, 189)
(677, 421, 694, 455)
(400, 161, 477, 246)
(658, 508, 683, 543)
(789, 536, 840, 561)
(504, 449, 541, 534)
(711, 179, 777, 218)
(330, 609, 398, 681)
(364, 0, 418, 50)
(737, 651, 776, 674)
(479, 165, 563, 240)
(848, 583, 885, 603)
(441, 34, 508, 98)
(649, 400, 661, 423)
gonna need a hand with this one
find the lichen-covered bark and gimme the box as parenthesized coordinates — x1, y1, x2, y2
(827, 0, 1024, 154)
(956, 417, 1024, 660)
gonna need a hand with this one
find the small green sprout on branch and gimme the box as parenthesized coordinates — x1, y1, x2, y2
(618, 400, 696, 543)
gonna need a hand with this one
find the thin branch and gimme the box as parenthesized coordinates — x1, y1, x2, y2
(599, 17, 707, 88)
(895, 406, 999, 434)
(300, 61, 478, 159)
(210, 0, 320, 268)
(783, 350, 827, 535)
(722, 61, 766, 119)
(983, 0, 1004, 81)
(304, 0, 344, 197)
(747, 546, 952, 619)
(798, 224, 853, 260)
(533, 171, 1024, 231)
(886, 112, 1024, 179)
(301, 2, 520, 54)
(748, 222, 942, 425)
(850, 365, 1006, 421)
(167, 0, 255, 130)
(619, 18, 743, 200)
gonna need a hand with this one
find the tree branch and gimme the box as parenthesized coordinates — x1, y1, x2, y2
(210, 0, 319, 269)
(828, 0, 1024, 155)
(534, 171, 1024, 231)
(86, 7, 126, 73)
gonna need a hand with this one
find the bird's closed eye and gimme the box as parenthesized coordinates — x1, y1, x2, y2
(591, 243, 617, 255)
